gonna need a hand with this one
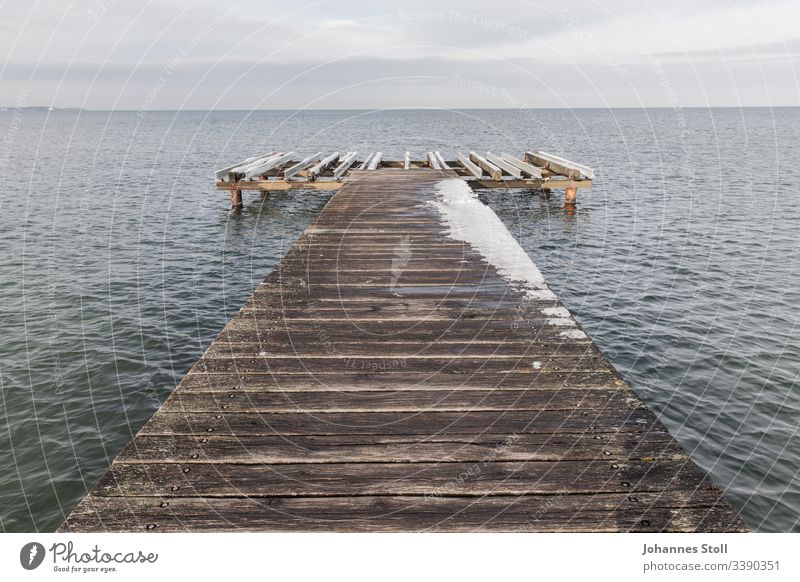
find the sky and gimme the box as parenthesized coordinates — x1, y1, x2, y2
(1, 0, 799, 109)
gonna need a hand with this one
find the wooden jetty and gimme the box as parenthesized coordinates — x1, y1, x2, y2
(61, 156, 747, 532)
(214, 150, 593, 208)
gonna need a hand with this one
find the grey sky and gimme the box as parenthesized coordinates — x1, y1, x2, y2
(2, 0, 799, 109)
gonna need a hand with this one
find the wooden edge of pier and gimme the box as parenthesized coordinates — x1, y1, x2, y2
(59, 161, 749, 533)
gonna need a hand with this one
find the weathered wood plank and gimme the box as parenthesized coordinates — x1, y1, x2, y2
(177, 371, 622, 392)
(60, 492, 747, 533)
(243, 152, 293, 179)
(308, 152, 340, 179)
(469, 151, 503, 180)
(159, 387, 631, 413)
(137, 409, 661, 437)
(456, 153, 483, 178)
(115, 432, 684, 464)
(88, 459, 715, 498)
(189, 356, 612, 375)
(499, 153, 543, 178)
(524, 151, 595, 180)
(485, 152, 523, 178)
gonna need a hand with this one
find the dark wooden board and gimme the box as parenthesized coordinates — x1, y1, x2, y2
(60, 492, 747, 533)
(137, 409, 663, 437)
(90, 459, 713, 497)
(114, 432, 686, 464)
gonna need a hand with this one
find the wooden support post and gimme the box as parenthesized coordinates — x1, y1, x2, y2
(564, 187, 577, 205)
(230, 189, 243, 209)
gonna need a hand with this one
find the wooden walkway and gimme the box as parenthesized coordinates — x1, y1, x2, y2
(61, 169, 747, 532)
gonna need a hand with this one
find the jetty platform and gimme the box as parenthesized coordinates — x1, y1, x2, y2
(61, 154, 747, 532)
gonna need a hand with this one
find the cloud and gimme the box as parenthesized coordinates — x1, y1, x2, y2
(651, 37, 800, 63)
(1, 0, 799, 108)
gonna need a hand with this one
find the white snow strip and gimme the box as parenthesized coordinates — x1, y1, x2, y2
(546, 317, 576, 327)
(559, 329, 588, 340)
(541, 307, 570, 318)
(526, 289, 557, 300)
(430, 179, 556, 300)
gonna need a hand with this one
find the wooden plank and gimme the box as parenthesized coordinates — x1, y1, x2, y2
(358, 153, 373, 170)
(467, 179, 592, 190)
(485, 152, 522, 178)
(332, 151, 357, 180)
(307, 151, 340, 180)
(434, 151, 450, 169)
(214, 153, 271, 180)
(525, 151, 594, 180)
(176, 372, 625, 393)
(138, 409, 661, 437)
(231, 152, 284, 174)
(191, 355, 612, 375)
(469, 151, 503, 180)
(87, 459, 715, 498)
(427, 152, 441, 170)
(283, 152, 323, 179)
(217, 180, 343, 191)
(500, 152, 543, 178)
(242, 152, 294, 180)
(367, 152, 382, 170)
(159, 387, 628, 413)
(61, 491, 747, 533)
(115, 432, 685, 464)
(456, 153, 483, 178)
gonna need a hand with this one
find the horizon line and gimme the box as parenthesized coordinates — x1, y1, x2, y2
(4, 105, 800, 113)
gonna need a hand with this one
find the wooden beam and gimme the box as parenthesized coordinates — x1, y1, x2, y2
(525, 151, 594, 180)
(215, 154, 272, 180)
(284, 152, 323, 179)
(367, 152, 382, 170)
(359, 153, 374, 170)
(243, 152, 294, 180)
(427, 152, 441, 170)
(217, 180, 343, 191)
(231, 152, 283, 174)
(333, 152, 358, 180)
(485, 152, 522, 178)
(434, 152, 450, 170)
(456, 153, 483, 178)
(469, 151, 502, 180)
(308, 152, 340, 180)
(499, 153, 543, 179)
(404, 151, 411, 170)
(466, 178, 592, 190)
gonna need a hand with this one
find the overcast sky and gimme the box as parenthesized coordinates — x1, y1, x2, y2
(2, 0, 799, 109)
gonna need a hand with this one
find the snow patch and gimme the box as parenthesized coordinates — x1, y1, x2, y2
(429, 178, 556, 299)
(541, 307, 570, 318)
(546, 317, 576, 327)
(558, 329, 588, 340)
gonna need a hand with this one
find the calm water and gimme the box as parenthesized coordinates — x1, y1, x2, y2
(1, 108, 798, 532)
